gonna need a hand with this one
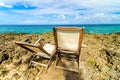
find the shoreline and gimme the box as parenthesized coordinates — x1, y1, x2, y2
(0, 32, 120, 80)
(0, 32, 120, 35)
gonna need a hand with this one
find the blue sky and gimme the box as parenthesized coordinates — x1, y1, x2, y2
(0, 0, 120, 24)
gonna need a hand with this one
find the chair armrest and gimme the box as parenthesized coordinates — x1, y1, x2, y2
(34, 38, 44, 46)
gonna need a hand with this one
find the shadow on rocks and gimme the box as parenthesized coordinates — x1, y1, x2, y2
(0, 53, 9, 64)
(64, 71, 84, 80)
(57, 59, 84, 80)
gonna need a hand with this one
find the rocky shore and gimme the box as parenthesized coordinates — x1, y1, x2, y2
(0, 32, 120, 80)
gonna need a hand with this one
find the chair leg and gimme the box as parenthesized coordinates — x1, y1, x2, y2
(55, 54, 59, 67)
(58, 52, 61, 60)
(28, 53, 36, 68)
(46, 57, 52, 71)
(77, 58, 79, 70)
(55, 51, 61, 67)
(77, 54, 80, 73)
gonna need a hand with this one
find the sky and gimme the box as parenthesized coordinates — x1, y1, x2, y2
(0, 0, 120, 25)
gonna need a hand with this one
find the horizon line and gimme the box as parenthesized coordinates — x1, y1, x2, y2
(0, 23, 120, 26)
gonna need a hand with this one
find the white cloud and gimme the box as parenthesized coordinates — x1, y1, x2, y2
(0, 2, 12, 8)
(1, 0, 120, 15)
(75, 14, 83, 20)
(0, 0, 120, 24)
(93, 13, 105, 18)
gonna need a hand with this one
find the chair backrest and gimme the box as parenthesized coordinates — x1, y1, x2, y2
(15, 42, 51, 56)
(53, 27, 84, 52)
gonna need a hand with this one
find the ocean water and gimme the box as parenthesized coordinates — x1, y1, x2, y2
(0, 24, 120, 34)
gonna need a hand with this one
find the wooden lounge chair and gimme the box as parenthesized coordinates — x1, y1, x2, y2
(14, 38, 56, 71)
(53, 27, 84, 72)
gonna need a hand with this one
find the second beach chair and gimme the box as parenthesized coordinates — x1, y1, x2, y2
(15, 38, 56, 71)
(53, 27, 84, 72)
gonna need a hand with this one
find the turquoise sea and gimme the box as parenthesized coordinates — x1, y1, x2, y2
(0, 24, 120, 34)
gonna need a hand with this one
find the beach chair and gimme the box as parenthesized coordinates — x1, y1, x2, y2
(14, 38, 56, 71)
(53, 27, 84, 72)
